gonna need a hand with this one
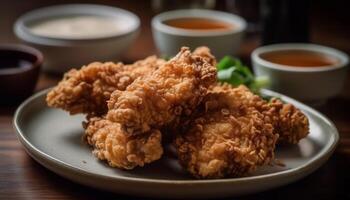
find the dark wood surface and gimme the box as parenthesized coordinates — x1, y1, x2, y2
(1, 1, 350, 199)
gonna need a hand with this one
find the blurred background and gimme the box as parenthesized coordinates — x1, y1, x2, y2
(1, 0, 349, 61)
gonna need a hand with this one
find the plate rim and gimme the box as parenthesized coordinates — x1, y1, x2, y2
(13, 88, 339, 185)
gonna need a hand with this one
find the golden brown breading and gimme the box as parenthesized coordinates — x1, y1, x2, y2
(175, 85, 278, 178)
(46, 56, 164, 116)
(267, 98, 309, 144)
(125, 56, 166, 79)
(84, 117, 163, 169)
(107, 47, 217, 135)
(175, 84, 309, 178)
(212, 84, 309, 144)
(192, 46, 216, 66)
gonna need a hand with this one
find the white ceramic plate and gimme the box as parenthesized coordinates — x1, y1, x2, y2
(13, 89, 339, 199)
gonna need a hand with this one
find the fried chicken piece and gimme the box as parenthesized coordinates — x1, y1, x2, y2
(267, 98, 309, 144)
(84, 117, 163, 169)
(46, 56, 165, 116)
(215, 84, 309, 144)
(175, 85, 278, 178)
(107, 47, 217, 135)
(175, 84, 309, 178)
(126, 56, 166, 78)
(192, 46, 216, 66)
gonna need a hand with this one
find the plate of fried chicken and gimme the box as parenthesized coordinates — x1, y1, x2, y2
(14, 47, 339, 199)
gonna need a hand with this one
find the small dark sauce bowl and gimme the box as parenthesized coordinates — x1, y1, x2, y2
(0, 44, 43, 104)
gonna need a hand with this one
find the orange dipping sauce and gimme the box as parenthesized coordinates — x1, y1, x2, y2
(163, 17, 234, 30)
(260, 50, 340, 67)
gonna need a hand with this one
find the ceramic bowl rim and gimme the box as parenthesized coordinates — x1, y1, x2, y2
(152, 9, 247, 37)
(251, 43, 349, 72)
(0, 44, 43, 75)
(14, 4, 140, 45)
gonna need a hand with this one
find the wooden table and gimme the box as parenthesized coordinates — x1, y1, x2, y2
(1, 1, 350, 200)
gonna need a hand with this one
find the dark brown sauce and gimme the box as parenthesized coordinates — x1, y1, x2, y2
(163, 17, 234, 30)
(260, 50, 339, 67)
(0, 60, 32, 71)
(0, 50, 36, 72)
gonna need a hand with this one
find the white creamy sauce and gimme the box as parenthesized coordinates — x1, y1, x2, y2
(29, 15, 128, 39)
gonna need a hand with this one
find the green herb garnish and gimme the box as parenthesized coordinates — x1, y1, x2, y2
(161, 55, 171, 61)
(217, 56, 270, 94)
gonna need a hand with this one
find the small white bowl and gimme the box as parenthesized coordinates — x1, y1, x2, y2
(252, 43, 349, 104)
(152, 9, 246, 59)
(14, 4, 140, 73)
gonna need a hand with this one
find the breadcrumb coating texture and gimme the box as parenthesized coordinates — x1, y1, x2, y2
(84, 117, 163, 169)
(107, 47, 217, 135)
(268, 98, 309, 144)
(210, 84, 309, 144)
(175, 84, 309, 178)
(46, 56, 164, 116)
(175, 85, 278, 178)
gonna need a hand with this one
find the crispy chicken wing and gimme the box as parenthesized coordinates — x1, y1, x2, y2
(107, 47, 217, 135)
(84, 117, 163, 169)
(175, 85, 278, 178)
(46, 56, 165, 116)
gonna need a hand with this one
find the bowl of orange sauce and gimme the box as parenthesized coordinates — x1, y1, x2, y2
(152, 9, 246, 58)
(252, 43, 349, 104)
